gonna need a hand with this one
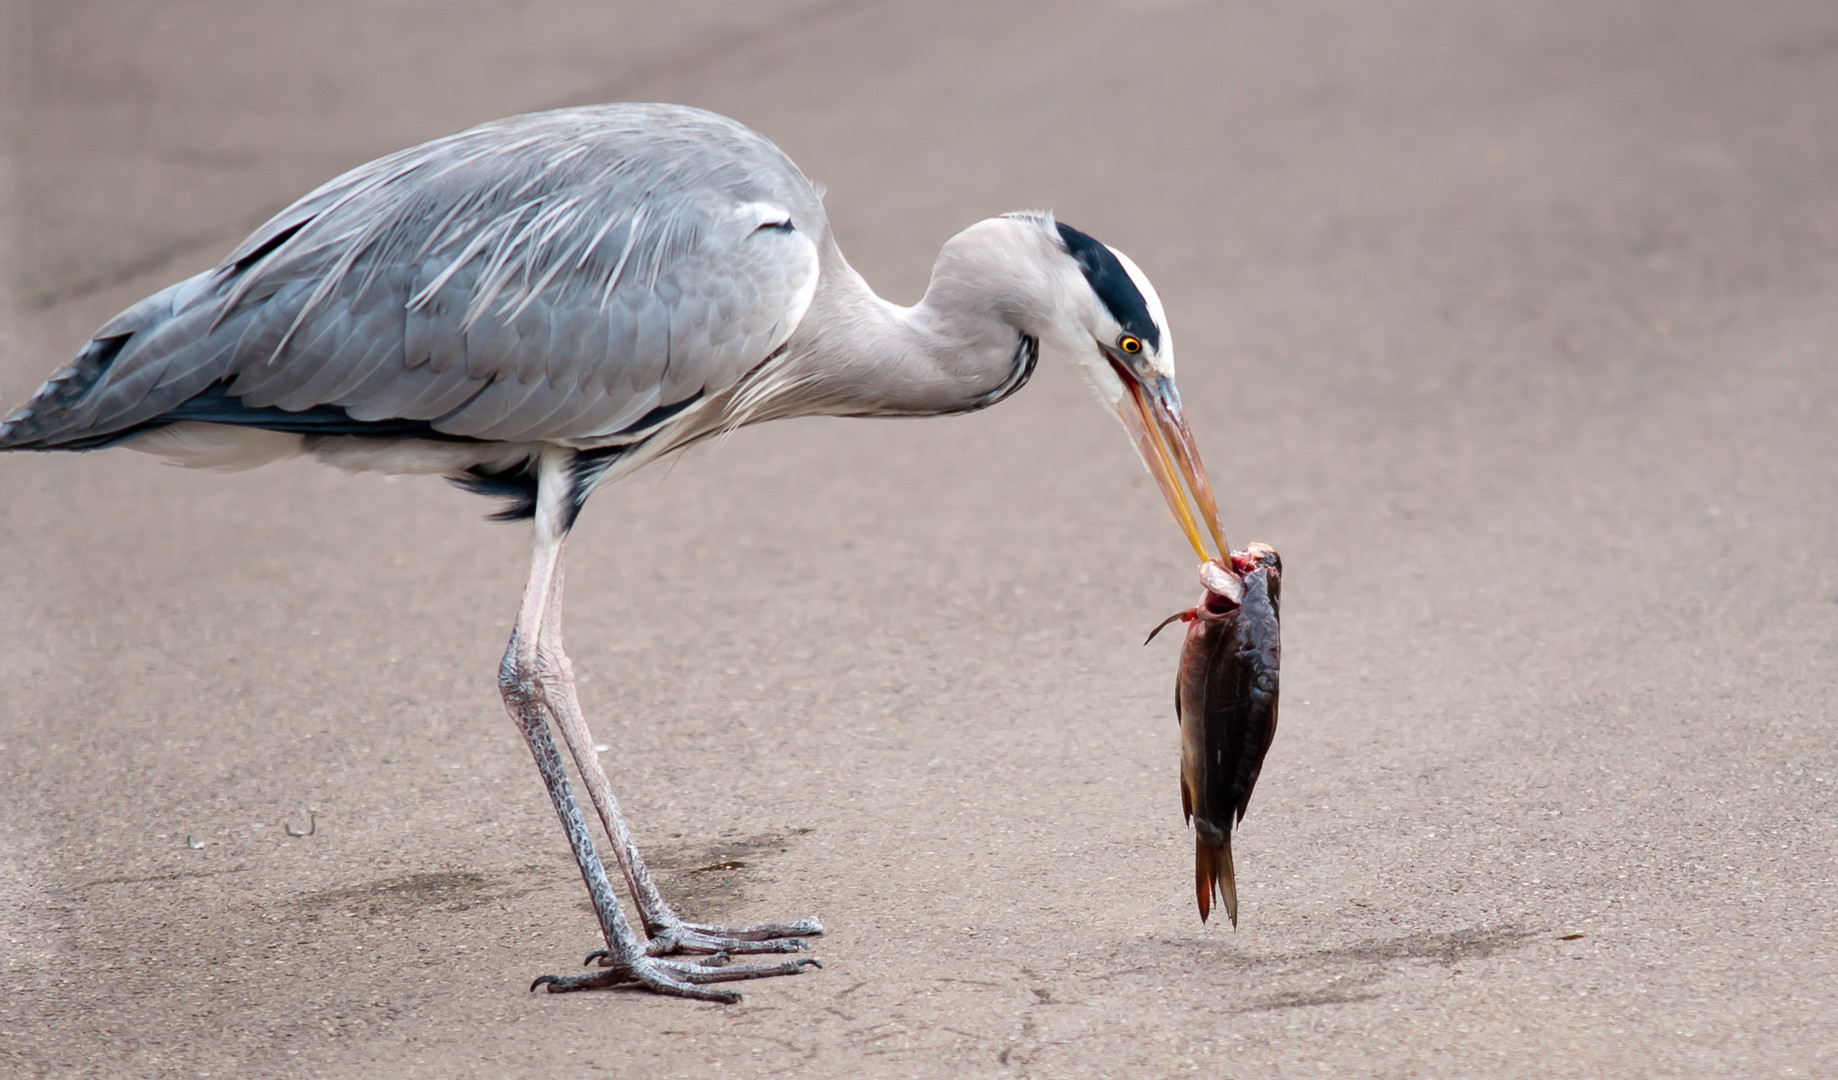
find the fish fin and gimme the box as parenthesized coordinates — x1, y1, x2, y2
(1194, 832, 1239, 927)
(1144, 608, 1194, 646)
(1195, 837, 1213, 923)
(1220, 835, 1239, 929)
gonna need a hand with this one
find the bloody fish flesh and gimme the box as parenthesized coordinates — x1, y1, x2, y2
(1146, 543, 1281, 926)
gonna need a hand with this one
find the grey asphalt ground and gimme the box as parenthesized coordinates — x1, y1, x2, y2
(3, 2, 1836, 1077)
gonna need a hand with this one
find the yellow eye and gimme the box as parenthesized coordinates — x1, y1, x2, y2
(1119, 335, 1143, 354)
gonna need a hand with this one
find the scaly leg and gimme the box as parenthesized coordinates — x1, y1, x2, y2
(507, 649, 813, 999)
(536, 541, 822, 957)
(508, 457, 816, 997)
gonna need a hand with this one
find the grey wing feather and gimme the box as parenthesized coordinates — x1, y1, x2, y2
(1, 104, 823, 450)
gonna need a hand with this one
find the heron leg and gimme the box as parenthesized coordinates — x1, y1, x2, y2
(505, 471, 816, 999)
(506, 665, 812, 1000)
(534, 541, 823, 957)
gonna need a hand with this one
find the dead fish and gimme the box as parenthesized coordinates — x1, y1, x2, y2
(1146, 543, 1281, 926)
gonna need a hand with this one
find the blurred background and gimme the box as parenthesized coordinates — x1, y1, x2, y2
(2, 2, 1835, 1077)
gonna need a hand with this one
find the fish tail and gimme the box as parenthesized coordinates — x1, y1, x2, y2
(1194, 832, 1239, 927)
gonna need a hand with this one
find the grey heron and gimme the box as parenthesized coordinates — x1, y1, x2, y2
(1, 103, 1229, 1002)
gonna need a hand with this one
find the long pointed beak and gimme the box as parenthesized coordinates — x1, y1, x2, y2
(1115, 369, 1228, 563)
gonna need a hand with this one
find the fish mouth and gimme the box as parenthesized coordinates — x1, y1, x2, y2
(1110, 359, 1228, 563)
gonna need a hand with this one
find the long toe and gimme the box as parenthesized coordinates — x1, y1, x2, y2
(653, 957, 821, 984)
(534, 965, 742, 1002)
(680, 917, 824, 941)
(645, 927, 809, 956)
(532, 953, 818, 1002)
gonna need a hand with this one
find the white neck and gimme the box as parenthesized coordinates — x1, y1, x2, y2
(774, 216, 1087, 418)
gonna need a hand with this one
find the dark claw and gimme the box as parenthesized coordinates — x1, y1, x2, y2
(583, 949, 610, 966)
(531, 974, 562, 993)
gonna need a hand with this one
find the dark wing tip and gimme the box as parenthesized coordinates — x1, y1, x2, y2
(448, 460, 540, 521)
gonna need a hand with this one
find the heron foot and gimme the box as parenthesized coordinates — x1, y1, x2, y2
(532, 952, 820, 1002)
(640, 916, 824, 957)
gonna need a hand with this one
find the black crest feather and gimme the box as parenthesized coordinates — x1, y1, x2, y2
(1055, 222, 1161, 351)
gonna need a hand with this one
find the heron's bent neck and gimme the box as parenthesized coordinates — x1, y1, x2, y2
(777, 218, 1081, 419)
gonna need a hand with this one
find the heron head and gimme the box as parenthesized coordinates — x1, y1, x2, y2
(1049, 220, 1228, 563)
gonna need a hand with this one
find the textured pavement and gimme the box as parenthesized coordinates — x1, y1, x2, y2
(3, 2, 1836, 1077)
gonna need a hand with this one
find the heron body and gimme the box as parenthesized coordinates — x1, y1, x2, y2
(1, 103, 1230, 1001)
